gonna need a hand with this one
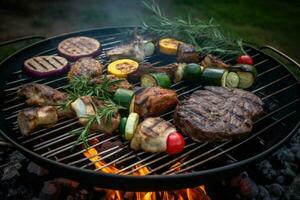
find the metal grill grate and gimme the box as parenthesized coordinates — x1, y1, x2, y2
(0, 27, 299, 190)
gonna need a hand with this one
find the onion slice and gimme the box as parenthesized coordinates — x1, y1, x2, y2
(23, 55, 69, 78)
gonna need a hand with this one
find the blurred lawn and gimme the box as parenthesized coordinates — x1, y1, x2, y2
(0, 0, 299, 75)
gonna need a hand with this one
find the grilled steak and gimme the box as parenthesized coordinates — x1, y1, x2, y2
(174, 86, 263, 142)
(58, 36, 101, 61)
(134, 87, 178, 117)
(67, 57, 103, 80)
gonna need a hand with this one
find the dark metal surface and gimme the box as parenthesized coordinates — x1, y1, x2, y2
(0, 27, 300, 191)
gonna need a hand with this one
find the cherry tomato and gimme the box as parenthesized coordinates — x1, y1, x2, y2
(237, 55, 254, 65)
(166, 132, 185, 155)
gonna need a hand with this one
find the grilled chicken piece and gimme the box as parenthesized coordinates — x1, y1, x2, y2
(131, 118, 176, 153)
(134, 87, 178, 117)
(127, 63, 179, 83)
(17, 83, 74, 118)
(18, 83, 68, 106)
(201, 54, 230, 68)
(90, 75, 133, 90)
(18, 106, 58, 136)
(106, 35, 145, 62)
(71, 96, 120, 135)
(176, 43, 199, 63)
(67, 57, 103, 81)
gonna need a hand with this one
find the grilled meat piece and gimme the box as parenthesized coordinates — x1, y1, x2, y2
(134, 87, 178, 117)
(17, 83, 74, 118)
(18, 106, 58, 136)
(18, 83, 68, 106)
(127, 63, 178, 83)
(106, 35, 145, 62)
(201, 54, 230, 68)
(176, 43, 199, 63)
(90, 75, 133, 90)
(131, 118, 176, 153)
(174, 86, 263, 142)
(67, 57, 102, 81)
(71, 96, 120, 135)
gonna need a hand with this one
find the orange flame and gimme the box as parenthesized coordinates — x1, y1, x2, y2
(84, 148, 208, 200)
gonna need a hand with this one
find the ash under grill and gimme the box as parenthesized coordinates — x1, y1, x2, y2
(0, 27, 299, 191)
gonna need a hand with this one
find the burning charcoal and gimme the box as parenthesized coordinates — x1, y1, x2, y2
(27, 162, 49, 176)
(276, 150, 295, 162)
(230, 172, 258, 198)
(286, 176, 300, 200)
(266, 183, 284, 197)
(1, 161, 22, 181)
(100, 139, 130, 162)
(54, 178, 79, 188)
(9, 150, 26, 163)
(276, 175, 285, 184)
(39, 181, 61, 200)
(257, 185, 271, 199)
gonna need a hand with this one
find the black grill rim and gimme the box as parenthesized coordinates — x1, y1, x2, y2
(0, 26, 300, 191)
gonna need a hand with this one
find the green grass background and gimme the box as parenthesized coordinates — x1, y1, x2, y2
(0, 0, 299, 76)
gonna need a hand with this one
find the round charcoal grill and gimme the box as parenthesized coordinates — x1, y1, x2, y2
(0, 27, 300, 191)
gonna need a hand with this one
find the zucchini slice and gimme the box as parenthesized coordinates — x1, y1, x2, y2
(221, 70, 229, 87)
(225, 72, 240, 88)
(113, 88, 134, 110)
(119, 117, 127, 139)
(125, 113, 139, 141)
(237, 71, 255, 89)
(141, 73, 172, 88)
(183, 63, 203, 82)
(201, 67, 227, 86)
(229, 64, 258, 79)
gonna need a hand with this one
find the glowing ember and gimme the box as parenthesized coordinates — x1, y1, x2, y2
(83, 148, 209, 200)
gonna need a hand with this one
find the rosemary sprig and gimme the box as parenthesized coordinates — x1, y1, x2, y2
(59, 76, 123, 109)
(141, 1, 245, 56)
(70, 99, 125, 149)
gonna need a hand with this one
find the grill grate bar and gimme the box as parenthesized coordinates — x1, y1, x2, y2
(261, 82, 299, 101)
(257, 64, 281, 77)
(40, 132, 100, 157)
(34, 127, 89, 151)
(20, 119, 78, 142)
(169, 111, 297, 175)
(252, 74, 291, 93)
(126, 142, 206, 175)
(66, 134, 123, 165)
(94, 151, 135, 171)
(163, 141, 232, 174)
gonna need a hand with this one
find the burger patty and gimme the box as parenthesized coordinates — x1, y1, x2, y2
(174, 86, 264, 142)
